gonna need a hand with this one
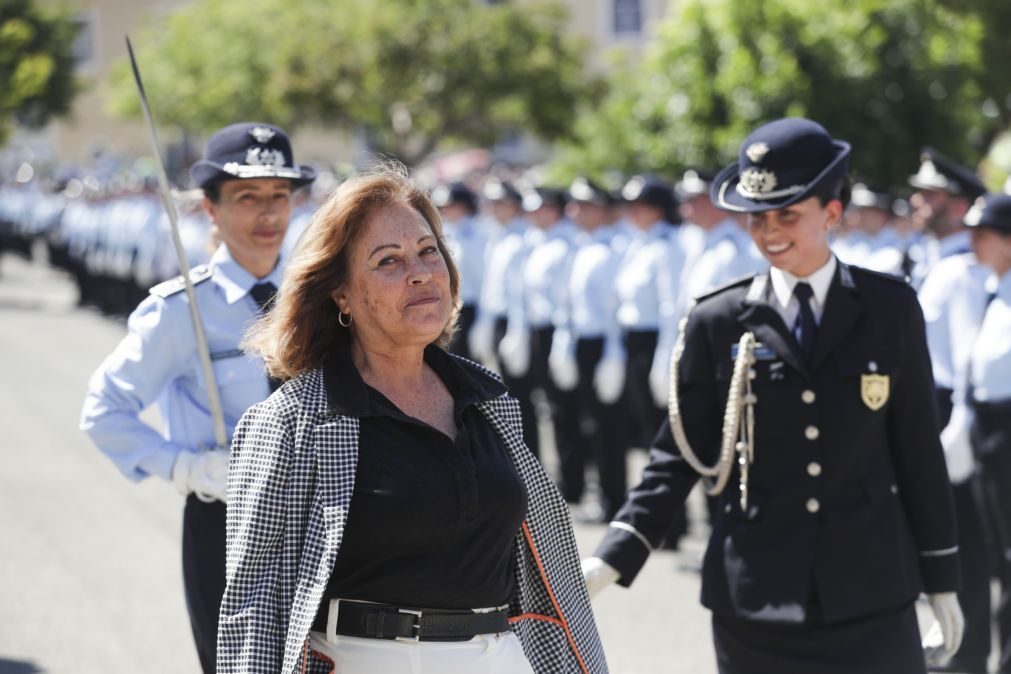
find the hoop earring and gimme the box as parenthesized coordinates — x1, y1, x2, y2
(338, 311, 353, 328)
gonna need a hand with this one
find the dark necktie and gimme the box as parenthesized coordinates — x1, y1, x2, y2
(248, 282, 281, 392)
(249, 282, 278, 312)
(793, 282, 817, 363)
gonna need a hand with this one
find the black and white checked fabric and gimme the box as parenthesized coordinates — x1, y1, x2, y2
(218, 355, 608, 673)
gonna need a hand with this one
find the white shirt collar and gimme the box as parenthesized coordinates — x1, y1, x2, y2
(769, 254, 837, 313)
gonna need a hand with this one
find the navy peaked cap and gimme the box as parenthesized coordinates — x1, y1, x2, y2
(850, 183, 892, 211)
(964, 193, 1011, 234)
(909, 147, 985, 200)
(567, 176, 614, 206)
(482, 178, 522, 204)
(191, 122, 315, 189)
(622, 175, 675, 213)
(675, 168, 717, 199)
(431, 181, 477, 212)
(711, 118, 850, 213)
(523, 186, 567, 213)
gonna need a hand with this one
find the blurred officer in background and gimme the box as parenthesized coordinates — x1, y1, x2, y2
(552, 176, 628, 521)
(921, 265, 993, 671)
(907, 148, 986, 289)
(585, 117, 963, 673)
(470, 178, 541, 454)
(433, 180, 485, 362)
(615, 175, 686, 449)
(512, 186, 579, 471)
(615, 174, 690, 549)
(80, 122, 314, 673)
(947, 194, 1011, 674)
(834, 183, 906, 276)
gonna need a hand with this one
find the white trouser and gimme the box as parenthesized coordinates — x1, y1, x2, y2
(308, 630, 535, 674)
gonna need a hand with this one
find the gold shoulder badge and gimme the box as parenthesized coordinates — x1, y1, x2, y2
(861, 373, 889, 411)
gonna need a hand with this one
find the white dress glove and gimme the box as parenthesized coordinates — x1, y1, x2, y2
(922, 592, 965, 665)
(594, 356, 626, 405)
(940, 405, 975, 484)
(499, 330, 531, 378)
(549, 350, 579, 391)
(171, 449, 229, 503)
(468, 319, 495, 365)
(581, 557, 621, 600)
(648, 359, 670, 408)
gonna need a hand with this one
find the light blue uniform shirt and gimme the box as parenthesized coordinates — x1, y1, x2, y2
(615, 221, 685, 331)
(567, 225, 624, 360)
(477, 218, 527, 320)
(971, 270, 1011, 402)
(444, 214, 489, 307)
(909, 230, 972, 290)
(80, 244, 279, 482)
(918, 252, 991, 392)
(523, 219, 578, 330)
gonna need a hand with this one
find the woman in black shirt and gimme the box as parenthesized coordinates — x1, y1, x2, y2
(218, 164, 606, 674)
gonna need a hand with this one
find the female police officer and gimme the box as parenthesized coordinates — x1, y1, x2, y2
(80, 122, 314, 673)
(583, 118, 964, 673)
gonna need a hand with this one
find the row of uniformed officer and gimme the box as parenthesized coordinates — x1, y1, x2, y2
(434, 171, 764, 524)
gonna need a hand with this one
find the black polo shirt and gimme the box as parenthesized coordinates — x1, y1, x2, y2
(312, 343, 527, 630)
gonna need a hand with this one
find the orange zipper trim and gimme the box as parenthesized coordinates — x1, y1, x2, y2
(520, 520, 590, 674)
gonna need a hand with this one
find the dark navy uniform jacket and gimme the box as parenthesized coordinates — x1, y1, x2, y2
(596, 262, 960, 624)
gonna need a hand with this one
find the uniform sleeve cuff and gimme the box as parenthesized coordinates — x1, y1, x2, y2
(136, 443, 183, 482)
(594, 523, 653, 588)
(920, 547, 961, 593)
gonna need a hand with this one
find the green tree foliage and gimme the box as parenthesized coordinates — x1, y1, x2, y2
(937, 0, 1011, 138)
(551, 0, 988, 189)
(0, 0, 78, 145)
(108, 0, 599, 165)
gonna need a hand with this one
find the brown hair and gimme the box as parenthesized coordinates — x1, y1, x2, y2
(243, 162, 461, 380)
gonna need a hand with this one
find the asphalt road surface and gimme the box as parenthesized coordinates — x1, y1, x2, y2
(0, 249, 942, 673)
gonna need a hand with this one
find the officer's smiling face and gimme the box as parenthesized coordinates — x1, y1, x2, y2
(747, 196, 841, 277)
(332, 203, 452, 353)
(204, 178, 292, 278)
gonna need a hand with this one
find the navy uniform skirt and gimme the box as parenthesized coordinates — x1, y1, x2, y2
(712, 602, 926, 674)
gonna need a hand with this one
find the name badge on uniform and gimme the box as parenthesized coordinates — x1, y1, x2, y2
(731, 343, 776, 360)
(861, 373, 889, 411)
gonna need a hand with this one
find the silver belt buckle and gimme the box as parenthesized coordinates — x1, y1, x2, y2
(395, 608, 422, 643)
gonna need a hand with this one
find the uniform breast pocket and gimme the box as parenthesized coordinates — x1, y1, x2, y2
(206, 353, 269, 420)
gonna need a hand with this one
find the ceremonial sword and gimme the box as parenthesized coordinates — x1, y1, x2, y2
(125, 36, 228, 453)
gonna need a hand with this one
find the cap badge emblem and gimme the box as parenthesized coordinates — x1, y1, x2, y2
(739, 168, 778, 195)
(244, 147, 285, 168)
(746, 142, 771, 163)
(249, 126, 276, 144)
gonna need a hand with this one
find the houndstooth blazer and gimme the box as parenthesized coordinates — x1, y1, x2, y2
(217, 356, 608, 673)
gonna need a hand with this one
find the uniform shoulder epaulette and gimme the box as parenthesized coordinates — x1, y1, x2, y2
(693, 274, 756, 304)
(845, 263, 910, 287)
(149, 264, 213, 298)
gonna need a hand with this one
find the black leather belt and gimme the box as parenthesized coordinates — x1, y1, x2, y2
(329, 600, 510, 642)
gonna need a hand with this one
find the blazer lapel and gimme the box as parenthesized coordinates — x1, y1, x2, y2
(737, 274, 810, 381)
(811, 263, 863, 370)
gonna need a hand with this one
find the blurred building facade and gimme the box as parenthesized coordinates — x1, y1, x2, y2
(7, 0, 669, 176)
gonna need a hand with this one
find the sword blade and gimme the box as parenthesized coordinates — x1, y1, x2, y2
(125, 35, 228, 452)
